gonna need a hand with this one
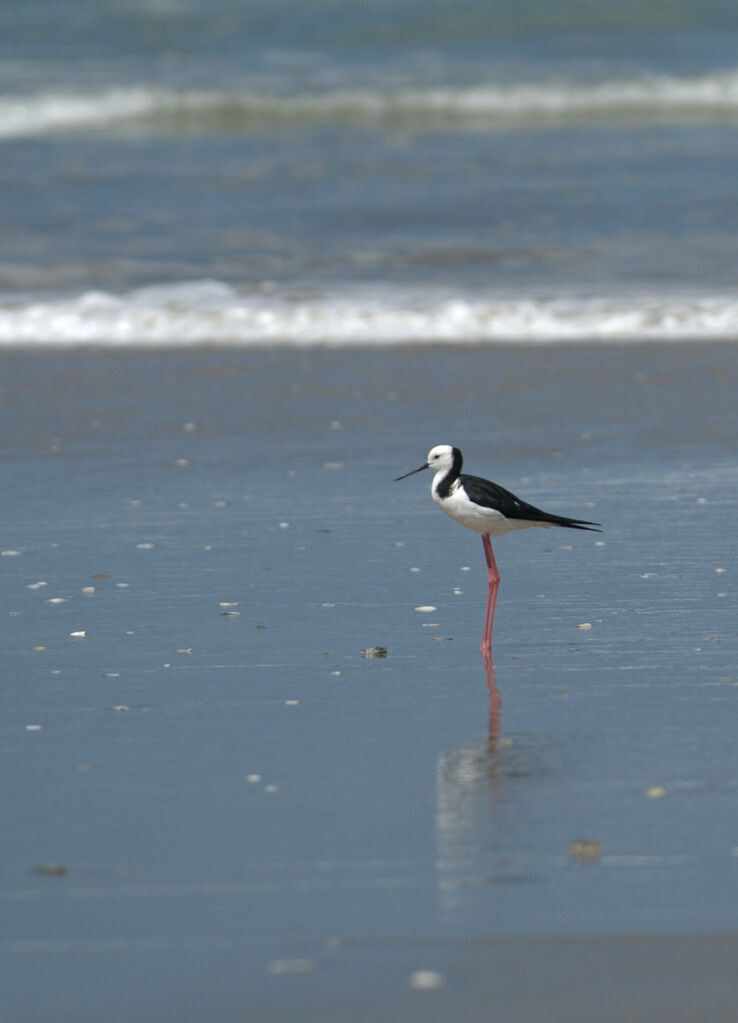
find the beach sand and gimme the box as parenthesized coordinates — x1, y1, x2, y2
(2, 342, 738, 1021)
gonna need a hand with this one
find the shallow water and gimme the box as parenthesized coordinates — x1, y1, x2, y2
(2, 345, 737, 1020)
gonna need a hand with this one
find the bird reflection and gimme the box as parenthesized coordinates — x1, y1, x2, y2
(435, 653, 510, 914)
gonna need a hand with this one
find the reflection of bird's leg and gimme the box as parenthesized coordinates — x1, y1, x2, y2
(482, 648, 501, 752)
(481, 535, 500, 655)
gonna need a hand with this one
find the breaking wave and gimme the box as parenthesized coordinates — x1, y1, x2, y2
(3, 67, 738, 137)
(1, 281, 737, 345)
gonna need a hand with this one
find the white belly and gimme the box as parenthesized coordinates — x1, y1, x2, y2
(433, 486, 551, 537)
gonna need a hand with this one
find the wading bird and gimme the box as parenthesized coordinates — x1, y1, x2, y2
(396, 445, 600, 655)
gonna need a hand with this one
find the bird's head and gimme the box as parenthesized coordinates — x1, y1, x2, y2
(395, 444, 460, 481)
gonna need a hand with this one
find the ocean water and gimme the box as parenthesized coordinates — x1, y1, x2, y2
(1, 0, 738, 345)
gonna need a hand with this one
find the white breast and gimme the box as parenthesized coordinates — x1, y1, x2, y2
(432, 479, 550, 537)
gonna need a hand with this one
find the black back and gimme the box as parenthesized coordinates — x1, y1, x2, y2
(460, 473, 601, 531)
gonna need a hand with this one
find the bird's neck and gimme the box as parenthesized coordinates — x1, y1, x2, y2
(432, 455, 462, 501)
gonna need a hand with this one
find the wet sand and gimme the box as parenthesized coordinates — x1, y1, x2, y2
(2, 343, 738, 1021)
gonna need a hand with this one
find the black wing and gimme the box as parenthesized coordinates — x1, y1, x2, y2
(459, 474, 601, 531)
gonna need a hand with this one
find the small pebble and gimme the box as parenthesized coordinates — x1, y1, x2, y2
(81, 586, 95, 594)
(135, 543, 155, 550)
(32, 864, 67, 878)
(25, 724, 42, 732)
(409, 970, 445, 990)
(69, 631, 86, 638)
(578, 623, 593, 631)
(268, 958, 316, 975)
(415, 605, 437, 613)
(284, 700, 299, 706)
(568, 839, 602, 862)
(645, 786, 667, 799)
(46, 598, 68, 604)
(246, 774, 262, 783)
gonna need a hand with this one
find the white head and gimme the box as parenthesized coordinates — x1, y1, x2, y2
(425, 445, 456, 474)
(395, 444, 462, 481)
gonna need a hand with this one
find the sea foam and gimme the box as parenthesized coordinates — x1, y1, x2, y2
(1, 281, 737, 345)
(2, 67, 738, 137)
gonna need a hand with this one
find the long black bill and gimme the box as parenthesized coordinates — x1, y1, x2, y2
(395, 462, 428, 481)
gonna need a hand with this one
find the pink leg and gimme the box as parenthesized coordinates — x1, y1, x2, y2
(482, 648, 501, 754)
(481, 535, 500, 655)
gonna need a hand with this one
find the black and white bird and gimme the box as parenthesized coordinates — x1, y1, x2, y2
(396, 445, 600, 655)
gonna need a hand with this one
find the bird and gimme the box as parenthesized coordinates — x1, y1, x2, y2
(395, 445, 600, 655)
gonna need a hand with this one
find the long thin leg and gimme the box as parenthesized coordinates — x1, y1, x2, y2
(481, 534, 500, 655)
(482, 648, 501, 754)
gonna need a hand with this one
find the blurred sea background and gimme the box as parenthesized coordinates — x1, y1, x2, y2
(1, 0, 738, 345)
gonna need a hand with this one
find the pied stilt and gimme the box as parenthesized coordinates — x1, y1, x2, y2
(396, 445, 600, 655)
